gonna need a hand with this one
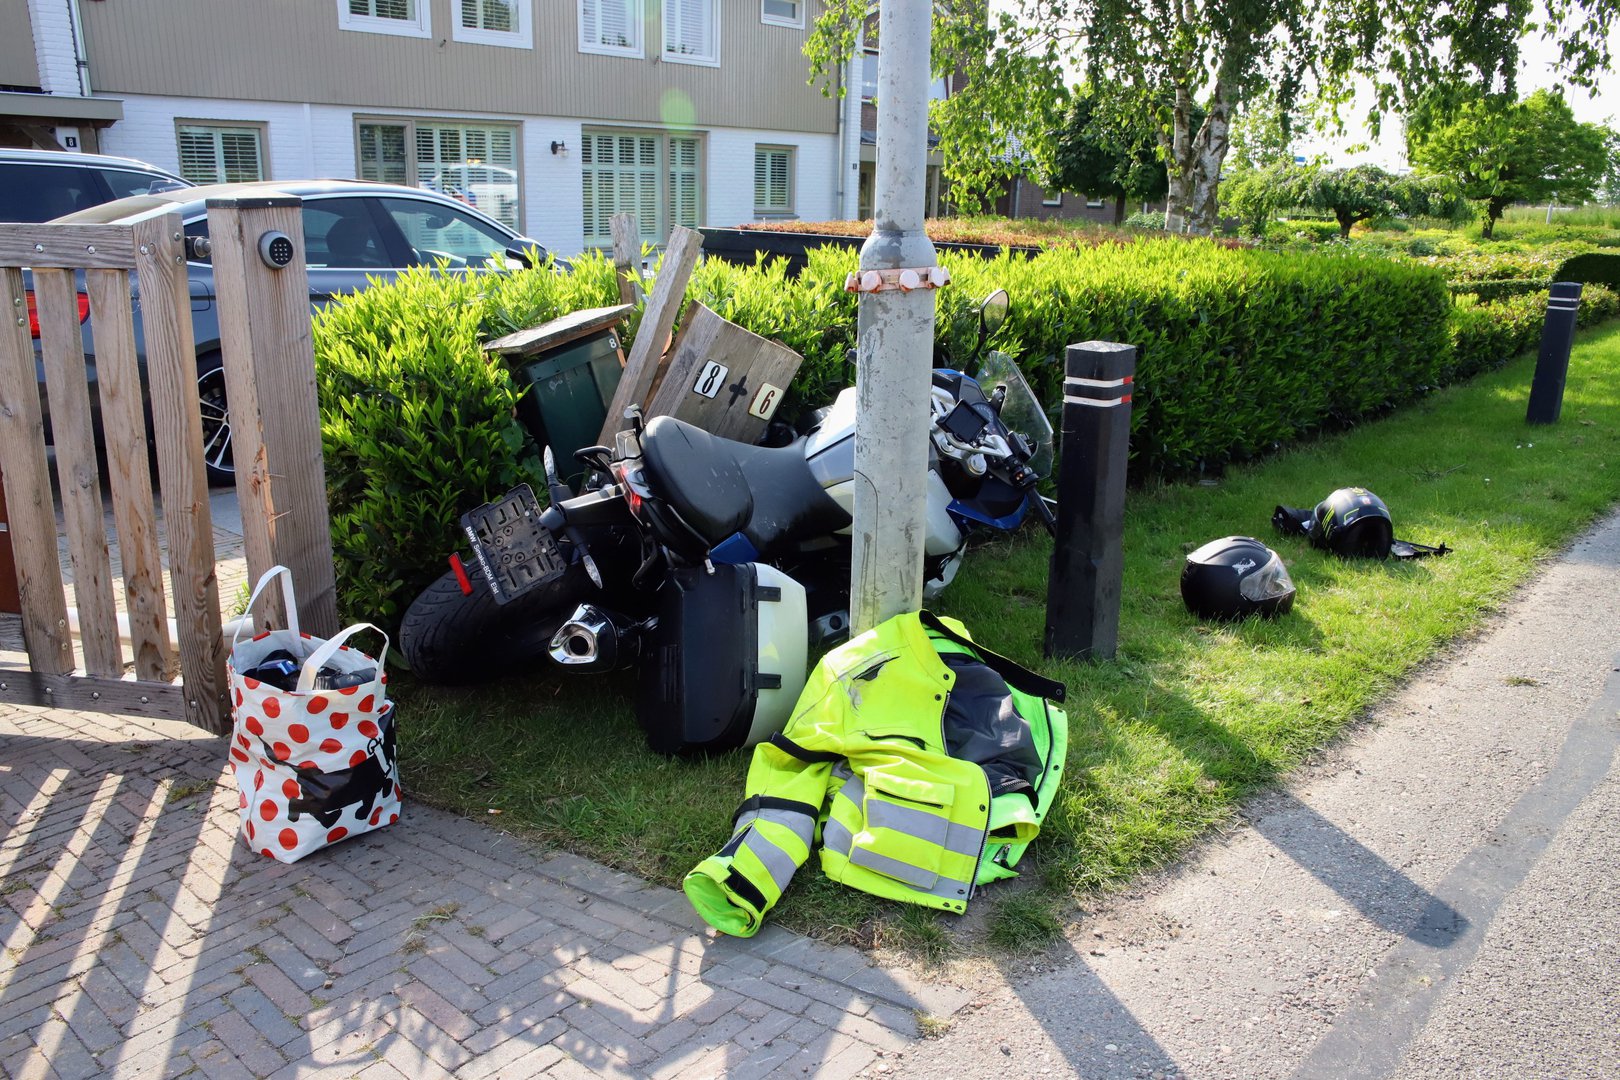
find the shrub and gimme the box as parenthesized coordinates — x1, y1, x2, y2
(1449, 284, 1620, 380)
(1446, 278, 1548, 302)
(1556, 252, 1620, 291)
(313, 258, 620, 627)
(1123, 210, 1167, 230)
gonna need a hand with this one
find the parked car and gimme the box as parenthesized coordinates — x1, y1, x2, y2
(0, 147, 190, 223)
(34, 179, 552, 484)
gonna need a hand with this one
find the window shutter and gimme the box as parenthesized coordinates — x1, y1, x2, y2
(584, 0, 634, 49)
(670, 137, 700, 229)
(177, 126, 263, 185)
(353, 0, 413, 19)
(664, 0, 713, 58)
(754, 148, 790, 212)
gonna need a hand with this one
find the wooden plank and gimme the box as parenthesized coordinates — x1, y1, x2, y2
(131, 213, 227, 733)
(0, 223, 138, 270)
(485, 304, 633, 358)
(0, 468, 19, 614)
(610, 213, 644, 307)
(598, 225, 703, 444)
(0, 668, 186, 720)
(0, 266, 72, 674)
(644, 302, 804, 444)
(206, 199, 339, 640)
(86, 267, 174, 682)
(34, 269, 123, 676)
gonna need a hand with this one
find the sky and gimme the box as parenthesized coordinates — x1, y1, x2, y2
(1308, 25, 1620, 169)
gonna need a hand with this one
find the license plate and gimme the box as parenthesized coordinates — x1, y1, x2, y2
(460, 485, 567, 605)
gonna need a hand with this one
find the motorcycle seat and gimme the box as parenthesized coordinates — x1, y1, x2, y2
(641, 417, 754, 546)
(641, 416, 852, 558)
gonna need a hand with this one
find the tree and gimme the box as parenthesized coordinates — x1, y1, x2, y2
(1046, 87, 1169, 224)
(804, 0, 1617, 234)
(1223, 163, 1469, 237)
(1409, 90, 1618, 237)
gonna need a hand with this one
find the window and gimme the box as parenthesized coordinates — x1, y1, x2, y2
(1044, 192, 1063, 208)
(176, 124, 265, 184)
(581, 129, 702, 247)
(98, 168, 185, 199)
(761, 0, 802, 27)
(754, 146, 794, 216)
(338, 0, 431, 38)
(301, 199, 394, 269)
(580, 0, 641, 56)
(379, 197, 517, 267)
(454, 0, 532, 48)
(663, 0, 717, 65)
(861, 51, 947, 101)
(1085, 197, 1106, 209)
(355, 118, 521, 230)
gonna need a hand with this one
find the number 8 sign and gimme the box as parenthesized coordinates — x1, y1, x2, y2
(693, 361, 728, 399)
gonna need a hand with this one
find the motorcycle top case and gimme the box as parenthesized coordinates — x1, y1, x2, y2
(637, 563, 808, 756)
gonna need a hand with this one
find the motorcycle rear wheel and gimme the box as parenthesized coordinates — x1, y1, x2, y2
(400, 560, 601, 685)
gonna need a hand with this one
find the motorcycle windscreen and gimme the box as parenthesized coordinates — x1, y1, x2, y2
(975, 352, 1054, 477)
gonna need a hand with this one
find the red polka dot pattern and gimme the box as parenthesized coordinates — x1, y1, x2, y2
(258, 800, 277, 821)
(327, 827, 349, 842)
(307, 696, 329, 715)
(278, 829, 298, 850)
(320, 738, 343, 753)
(282, 779, 301, 800)
(288, 723, 309, 743)
(245, 716, 264, 737)
(358, 720, 379, 739)
(349, 750, 368, 768)
(264, 698, 281, 719)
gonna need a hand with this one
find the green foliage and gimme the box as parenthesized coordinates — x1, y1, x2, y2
(313, 259, 619, 627)
(1557, 252, 1620, 291)
(1409, 90, 1619, 238)
(1123, 210, 1168, 230)
(1226, 163, 1468, 238)
(1449, 284, 1620, 380)
(1048, 85, 1171, 221)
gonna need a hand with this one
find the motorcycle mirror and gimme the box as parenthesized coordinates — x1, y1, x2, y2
(977, 289, 1010, 349)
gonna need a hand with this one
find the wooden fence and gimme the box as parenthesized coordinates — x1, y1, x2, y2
(0, 196, 335, 734)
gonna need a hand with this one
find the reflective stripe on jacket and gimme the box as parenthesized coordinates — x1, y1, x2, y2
(684, 611, 1067, 937)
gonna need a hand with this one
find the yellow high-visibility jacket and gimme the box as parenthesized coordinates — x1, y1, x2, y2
(685, 610, 1067, 937)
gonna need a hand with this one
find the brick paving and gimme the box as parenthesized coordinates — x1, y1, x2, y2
(0, 703, 972, 1079)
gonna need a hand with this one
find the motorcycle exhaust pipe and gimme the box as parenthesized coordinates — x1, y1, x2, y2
(548, 604, 644, 672)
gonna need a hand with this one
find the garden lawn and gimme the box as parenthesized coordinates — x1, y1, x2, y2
(395, 321, 1620, 954)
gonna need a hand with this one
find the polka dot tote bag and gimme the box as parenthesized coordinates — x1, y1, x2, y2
(226, 566, 399, 863)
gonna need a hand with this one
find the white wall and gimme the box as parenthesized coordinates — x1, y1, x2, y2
(100, 93, 839, 255)
(27, 0, 81, 94)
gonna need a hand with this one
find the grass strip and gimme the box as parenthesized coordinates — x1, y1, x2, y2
(395, 322, 1620, 953)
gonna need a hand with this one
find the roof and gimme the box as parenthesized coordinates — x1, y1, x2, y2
(0, 146, 184, 180)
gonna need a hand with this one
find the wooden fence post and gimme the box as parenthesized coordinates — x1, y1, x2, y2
(206, 195, 339, 638)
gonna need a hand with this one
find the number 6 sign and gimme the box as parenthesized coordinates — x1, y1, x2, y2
(749, 383, 784, 420)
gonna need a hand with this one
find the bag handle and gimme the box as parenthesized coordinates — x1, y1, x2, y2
(295, 622, 390, 693)
(233, 565, 299, 650)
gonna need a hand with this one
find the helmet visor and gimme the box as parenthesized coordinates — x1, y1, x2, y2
(1239, 551, 1294, 602)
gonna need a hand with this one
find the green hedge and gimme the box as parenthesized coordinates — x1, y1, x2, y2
(1446, 278, 1547, 302)
(1556, 252, 1620, 291)
(313, 241, 1620, 628)
(312, 257, 620, 626)
(1450, 284, 1620, 381)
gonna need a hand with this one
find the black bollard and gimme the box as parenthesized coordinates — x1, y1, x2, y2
(1526, 282, 1583, 425)
(1045, 341, 1135, 661)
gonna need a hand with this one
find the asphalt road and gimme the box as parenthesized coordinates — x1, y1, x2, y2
(892, 509, 1620, 1080)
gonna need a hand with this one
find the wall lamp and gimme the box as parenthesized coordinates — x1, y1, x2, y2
(550, 140, 568, 157)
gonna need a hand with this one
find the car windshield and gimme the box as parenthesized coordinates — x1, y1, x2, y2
(976, 351, 1054, 477)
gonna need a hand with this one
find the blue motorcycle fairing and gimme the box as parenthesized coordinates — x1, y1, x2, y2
(710, 533, 761, 565)
(948, 498, 1030, 531)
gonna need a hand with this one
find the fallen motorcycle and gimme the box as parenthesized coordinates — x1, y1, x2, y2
(399, 290, 1056, 707)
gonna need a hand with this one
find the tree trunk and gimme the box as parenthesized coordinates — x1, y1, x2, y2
(1337, 211, 1354, 238)
(1187, 81, 1235, 236)
(1483, 197, 1508, 239)
(1163, 83, 1195, 233)
(1113, 195, 1127, 225)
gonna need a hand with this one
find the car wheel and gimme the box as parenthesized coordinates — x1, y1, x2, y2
(197, 355, 233, 487)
